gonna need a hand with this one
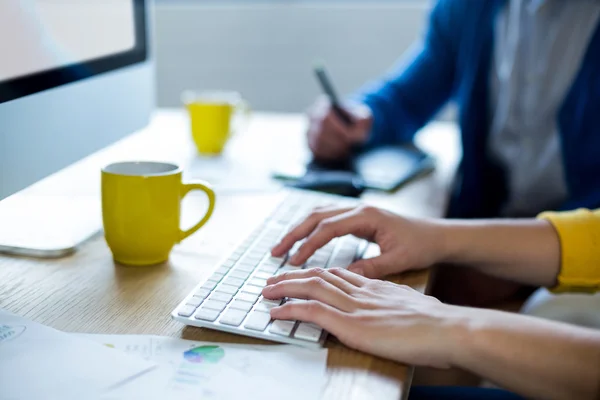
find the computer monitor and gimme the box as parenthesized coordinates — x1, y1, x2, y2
(0, 0, 154, 200)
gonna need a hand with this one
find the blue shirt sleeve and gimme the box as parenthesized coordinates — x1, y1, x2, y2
(354, 0, 460, 148)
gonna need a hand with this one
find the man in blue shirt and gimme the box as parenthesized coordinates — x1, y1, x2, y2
(306, 0, 600, 307)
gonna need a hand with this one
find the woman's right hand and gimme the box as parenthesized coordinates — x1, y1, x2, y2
(306, 97, 372, 161)
(271, 205, 447, 279)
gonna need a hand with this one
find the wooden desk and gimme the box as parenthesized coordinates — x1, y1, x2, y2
(0, 110, 460, 400)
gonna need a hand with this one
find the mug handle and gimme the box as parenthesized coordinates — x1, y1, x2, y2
(179, 181, 216, 242)
(230, 98, 251, 137)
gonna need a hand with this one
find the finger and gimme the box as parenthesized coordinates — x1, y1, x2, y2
(308, 128, 351, 161)
(308, 105, 353, 145)
(271, 207, 353, 257)
(308, 97, 354, 138)
(307, 95, 331, 118)
(270, 300, 351, 335)
(327, 267, 370, 287)
(344, 103, 372, 143)
(347, 254, 403, 279)
(290, 211, 374, 265)
(262, 276, 357, 312)
(322, 111, 355, 143)
(266, 267, 359, 294)
(308, 131, 346, 159)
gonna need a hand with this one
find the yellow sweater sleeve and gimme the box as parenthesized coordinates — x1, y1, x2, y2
(538, 208, 600, 293)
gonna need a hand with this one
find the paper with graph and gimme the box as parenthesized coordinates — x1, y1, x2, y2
(83, 334, 328, 400)
(0, 310, 155, 400)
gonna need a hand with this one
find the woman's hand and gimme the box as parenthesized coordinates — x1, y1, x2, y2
(262, 268, 459, 368)
(306, 97, 373, 161)
(271, 205, 446, 279)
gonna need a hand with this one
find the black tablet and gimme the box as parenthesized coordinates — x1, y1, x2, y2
(305, 145, 435, 193)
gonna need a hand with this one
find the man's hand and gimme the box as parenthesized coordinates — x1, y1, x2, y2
(262, 268, 458, 368)
(271, 205, 445, 279)
(307, 97, 373, 161)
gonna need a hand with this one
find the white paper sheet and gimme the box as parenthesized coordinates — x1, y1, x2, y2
(82, 334, 328, 400)
(0, 310, 156, 400)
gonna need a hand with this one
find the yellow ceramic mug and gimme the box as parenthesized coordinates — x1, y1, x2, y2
(182, 90, 248, 155)
(101, 161, 215, 266)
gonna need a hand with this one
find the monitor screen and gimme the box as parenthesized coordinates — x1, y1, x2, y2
(0, 0, 147, 104)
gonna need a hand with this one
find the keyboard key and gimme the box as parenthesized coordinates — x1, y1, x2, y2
(202, 299, 227, 312)
(231, 250, 245, 259)
(209, 292, 233, 303)
(242, 235, 256, 243)
(247, 278, 267, 288)
(194, 288, 211, 299)
(261, 298, 283, 306)
(269, 320, 296, 337)
(219, 309, 248, 326)
(290, 241, 304, 253)
(244, 311, 272, 331)
(306, 259, 324, 268)
(285, 298, 307, 304)
(223, 277, 245, 288)
(253, 245, 270, 254)
(235, 292, 259, 304)
(282, 263, 303, 271)
(329, 257, 353, 269)
(268, 255, 286, 265)
(255, 299, 282, 312)
(177, 305, 197, 317)
(201, 280, 218, 291)
(222, 259, 236, 268)
(194, 308, 220, 322)
(258, 264, 278, 274)
(253, 271, 274, 280)
(229, 300, 254, 312)
(215, 266, 230, 275)
(261, 258, 280, 267)
(241, 285, 262, 295)
(248, 250, 265, 259)
(276, 265, 303, 275)
(185, 297, 203, 307)
(294, 322, 322, 342)
(216, 284, 238, 295)
(309, 255, 329, 265)
(230, 269, 251, 280)
(210, 272, 225, 281)
(264, 229, 281, 237)
(235, 261, 257, 273)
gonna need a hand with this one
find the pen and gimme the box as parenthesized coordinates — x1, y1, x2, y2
(313, 63, 354, 126)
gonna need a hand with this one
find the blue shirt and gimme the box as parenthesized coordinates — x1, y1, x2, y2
(356, 0, 600, 218)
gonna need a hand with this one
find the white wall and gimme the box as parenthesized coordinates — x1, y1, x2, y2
(154, 1, 433, 112)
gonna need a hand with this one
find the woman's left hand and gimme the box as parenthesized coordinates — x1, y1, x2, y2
(262, 268, 461, 369)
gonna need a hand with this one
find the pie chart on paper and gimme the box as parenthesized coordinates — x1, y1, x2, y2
(183, 345, 225, 364)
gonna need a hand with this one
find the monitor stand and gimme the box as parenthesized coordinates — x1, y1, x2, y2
(0, 194, 102, 258)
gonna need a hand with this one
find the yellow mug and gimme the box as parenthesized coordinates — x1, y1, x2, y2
(101, 161, 216, 266)
(182, 90, 248, 155)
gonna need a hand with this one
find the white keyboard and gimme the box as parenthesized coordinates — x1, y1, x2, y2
(171, 190, 368, 347)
